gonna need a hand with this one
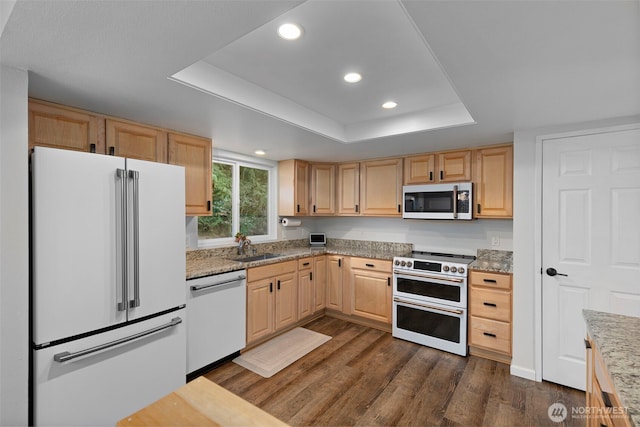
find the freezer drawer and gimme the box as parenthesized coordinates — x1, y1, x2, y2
(187, 270, 246, 374)
(33, 310, 186, 427)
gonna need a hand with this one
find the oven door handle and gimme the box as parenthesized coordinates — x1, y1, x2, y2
(393, 270, 464, 284)
(393, 297, 464, 315)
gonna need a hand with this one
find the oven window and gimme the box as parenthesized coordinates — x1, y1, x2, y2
(404, 191, 453, 213)
(396, 305, 461, 343)
(396, 277, 461, 303)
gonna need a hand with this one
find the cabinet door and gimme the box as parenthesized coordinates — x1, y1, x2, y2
(168, 133, 212, 216)
(350, 269, 392, 324)
(360, 158, 403, 216)
(246, 279, 275, 343)
(313, 256, 327, 312)
(298, 260, 313, 319)
(437, 150, 471, 182)
(474, 145, 513, 218)
(310, 163, 336, 215)
(275, 272, 297, 330)
(106, 119, 167, 163)
(278, 159, 309, 216)
(404, 154, 436, 184)
(326, 256, 343, 311)
(337, 162, 360, 215)
(29, 100, 105, 154)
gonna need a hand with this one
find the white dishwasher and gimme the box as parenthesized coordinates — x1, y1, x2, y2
(186, 269, 246, 375)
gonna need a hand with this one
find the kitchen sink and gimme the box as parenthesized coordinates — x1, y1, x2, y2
(228, 253, 283, 263)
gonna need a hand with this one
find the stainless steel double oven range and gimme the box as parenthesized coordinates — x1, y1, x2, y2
(392, 251, 475, 356)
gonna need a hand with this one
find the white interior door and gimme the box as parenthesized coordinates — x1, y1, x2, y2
(541, 126, 640, 390)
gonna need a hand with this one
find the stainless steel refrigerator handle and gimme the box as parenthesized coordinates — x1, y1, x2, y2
(190, 275, 247, 291)
(129, 170, 140, 308)
(116, 169, 128, 312)
(452, 184, 458, 219)
(53, 317, 182, 363)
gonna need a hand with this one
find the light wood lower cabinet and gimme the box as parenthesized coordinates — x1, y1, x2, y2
(246, 261, 297, 344)
(468, 270, 512, 363)
(585, 336, 632, 427)
(326, 255, 344, 311)
(349, 257, 393, 324)
(298, 258, 314, 319)
(313, 256, 327, 312)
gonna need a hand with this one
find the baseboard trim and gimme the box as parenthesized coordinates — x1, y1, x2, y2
(510, 364, 537, 381)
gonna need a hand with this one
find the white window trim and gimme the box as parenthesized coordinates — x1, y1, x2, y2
(198, 148, 278, 248)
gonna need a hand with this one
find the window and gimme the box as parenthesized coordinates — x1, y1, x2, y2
(198, 150, 277, 246)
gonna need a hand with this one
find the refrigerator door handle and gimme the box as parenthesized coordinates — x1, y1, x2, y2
(129, 170, 141, 308)
(116, 168, 128, 312)
(53, 317, 183, 363)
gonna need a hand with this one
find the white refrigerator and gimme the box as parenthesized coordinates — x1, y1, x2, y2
(31, 147, 187, 426)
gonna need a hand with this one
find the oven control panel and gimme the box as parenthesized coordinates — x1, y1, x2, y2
(393, 257, 468, 276)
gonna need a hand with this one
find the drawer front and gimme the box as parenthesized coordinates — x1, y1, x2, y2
(470, 316, 511, 355)
(349, 257, 392, 272)
(248, 260, 296, 282)
(297, 258, 313, 270)
(469, 271, 512, 290)
(470, 287, 511, 322)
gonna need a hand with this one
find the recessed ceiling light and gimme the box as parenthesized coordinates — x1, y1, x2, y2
(344, 72, 362, 83)
(382, 101, 398, 109)
(277, 23, 303, 40)
(254, 149, 266, 156)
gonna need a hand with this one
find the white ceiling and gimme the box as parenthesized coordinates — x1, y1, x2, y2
(1, 0, 639, 162)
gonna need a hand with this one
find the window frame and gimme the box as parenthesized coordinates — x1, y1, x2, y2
(197, 149, 277, 248)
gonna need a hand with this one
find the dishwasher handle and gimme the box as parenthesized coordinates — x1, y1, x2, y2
(190, 275, 246, 292)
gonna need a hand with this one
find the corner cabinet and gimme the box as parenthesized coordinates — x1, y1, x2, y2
(359, 158, 403, 216)
(473, 144, 513, 218)
(468, 270, 512, 364)
(106, 119, 167, 162)
(168, 133, 212, 216)
(28, 99, 105, 154)
(278, 159, 309, 216)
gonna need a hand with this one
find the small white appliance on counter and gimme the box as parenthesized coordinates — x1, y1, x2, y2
(186, 270, 247, 376)
(403, 182, 473, 220)
(31, 147, 186, 426)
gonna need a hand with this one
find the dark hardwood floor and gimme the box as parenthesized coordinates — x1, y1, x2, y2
(205, 317, 585, 426)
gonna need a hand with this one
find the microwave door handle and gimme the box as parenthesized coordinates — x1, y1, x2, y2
(452, 185, 458, 219)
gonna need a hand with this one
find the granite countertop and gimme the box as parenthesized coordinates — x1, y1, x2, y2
(186, 239, 412, 280)
(583, 309, 640, 427)
(469, 249, 513, 274)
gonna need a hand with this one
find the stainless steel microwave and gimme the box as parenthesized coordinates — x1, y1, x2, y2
(402, 183, 473, 220)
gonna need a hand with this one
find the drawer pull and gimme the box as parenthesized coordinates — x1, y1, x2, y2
(366, 263, 375, 268)
(483, 332, 497, 338)
(303, 262, 310, 266)
(483, 302, 497, 307)
(584, 339, 592, 349)
(601, 391, 613, 409)
(483, 279, 497, 283)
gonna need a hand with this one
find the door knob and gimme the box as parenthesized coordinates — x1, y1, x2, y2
(546, 267, 568, 277)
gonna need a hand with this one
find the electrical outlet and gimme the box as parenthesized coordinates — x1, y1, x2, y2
(491, 236, 500, 246)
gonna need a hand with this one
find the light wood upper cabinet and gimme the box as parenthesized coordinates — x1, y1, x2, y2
(473, 144, 513, 218)
(437, 150, 472, 182)
(404, 154, 436, 184)
(359, 158, 403, 216)
(310, 163, 336, 215)
(278, 159, 309, 216)
(168, 133, 212, 216)
(29, 99, 105, 154)
(337, 162, 360, 215)
(106, 119, 167, 162)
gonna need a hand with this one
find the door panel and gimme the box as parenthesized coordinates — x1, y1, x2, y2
(542, 127, 640, 390)
(126, 159, 185, 320)
(32, 148, 126, 344)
